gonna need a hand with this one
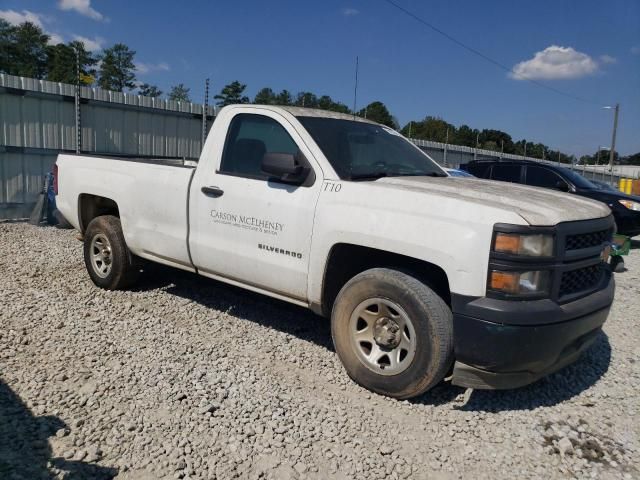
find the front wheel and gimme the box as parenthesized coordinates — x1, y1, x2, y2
(83, 215, 139, 290)
(331, 268, 453, 399)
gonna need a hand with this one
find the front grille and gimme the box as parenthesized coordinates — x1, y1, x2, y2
(565, 229, 610, 251)
(560, 264, 604, 297)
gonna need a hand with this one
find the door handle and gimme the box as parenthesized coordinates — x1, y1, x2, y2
(201, 186, 224, 197)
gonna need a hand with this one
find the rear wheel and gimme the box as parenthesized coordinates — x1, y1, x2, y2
(331, 268, 453, 399)
(83, 215, 139, 290)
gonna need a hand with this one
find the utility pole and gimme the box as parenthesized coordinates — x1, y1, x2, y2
(608, 103, 619, 171)
(474, 132, 479, 161)
(201, 78, 209, 151)
(352, 56, 359, 119)
(444, 127, 449, 166)
(408, 121, 412, 139)
(500, 140, 504, 158)
(524, 143, 527, 159)
(74, 46, 81, 154)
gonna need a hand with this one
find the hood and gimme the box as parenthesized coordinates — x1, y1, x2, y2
(376, 176, 611, 226)
(578, 188, 640, 203)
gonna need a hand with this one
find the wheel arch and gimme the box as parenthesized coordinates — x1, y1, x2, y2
(78, 194, 120, 233)
(319, 243, 451, 317)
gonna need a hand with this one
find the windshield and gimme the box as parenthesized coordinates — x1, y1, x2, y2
(590, 180, 617, 192)
(297, 116, 446, 180)
(558, 167, 598, 190)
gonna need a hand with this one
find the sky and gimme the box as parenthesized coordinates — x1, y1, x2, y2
(2, 0, 639, 157)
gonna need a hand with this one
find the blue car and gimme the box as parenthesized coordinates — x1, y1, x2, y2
(445, 168, 475, 178)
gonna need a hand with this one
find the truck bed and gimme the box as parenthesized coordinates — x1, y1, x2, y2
(55, 153, 196, 270)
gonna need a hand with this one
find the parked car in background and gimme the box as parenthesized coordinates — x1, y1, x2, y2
(445, 168, 475, 178)
(464, 160, 640, 237)
(590, 179, 618, 193)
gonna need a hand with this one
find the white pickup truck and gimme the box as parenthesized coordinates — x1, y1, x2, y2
(55, 105, 615, 399)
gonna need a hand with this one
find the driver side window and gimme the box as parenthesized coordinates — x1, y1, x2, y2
(220, 114, 299, 179)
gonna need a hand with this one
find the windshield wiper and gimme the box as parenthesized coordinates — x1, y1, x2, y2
(349, 171, 389, 181)
(349, 170, 447, 181)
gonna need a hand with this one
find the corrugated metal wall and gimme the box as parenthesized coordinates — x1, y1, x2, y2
(1, 74, 214, 219)
(3, 74, 633, 220)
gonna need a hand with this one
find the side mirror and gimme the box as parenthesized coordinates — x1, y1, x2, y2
(262, 152, 309, 184)
(555, 181, 570, 192)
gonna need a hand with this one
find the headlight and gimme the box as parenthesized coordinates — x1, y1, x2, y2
(489, 270, 551, 296)
(493, 233, 554, 257)
(618, 200, 640, 211)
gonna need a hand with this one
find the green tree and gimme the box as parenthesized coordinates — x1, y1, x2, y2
(98, 43, 136, 92)
(214, 80, 249, 106)
(317, 95, 334, 111)
(0, 20, 15, 74)
(275, 89, 293, 106)
(401, 116, 454, 143)
(622, 152, 640, 166)
(454, 125, 478, 147)
(317, 95, 351, 114)
(254, 87, 277, 104)
(358, 101, 395, 128)
(294, 91, 318, 108)
(8, 22, 49, 78)
(138, 83, 163, 97)
(46, 41, 97, 85)
(326, 101, 350, 114)
(168, 83, 190, 101)
(478, 129, 514, 153)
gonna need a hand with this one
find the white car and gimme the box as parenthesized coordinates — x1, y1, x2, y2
(55, 105, 615, 399)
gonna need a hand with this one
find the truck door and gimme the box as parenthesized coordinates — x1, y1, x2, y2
(189, 111, 322, 301)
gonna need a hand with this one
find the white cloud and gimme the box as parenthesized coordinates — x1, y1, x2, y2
(0, 9, 67, 45)
(0, 9, 45, 27)
(72, 34, 104, 51)
(135, 62, 170, 74)
(631, 46, 640, 55)
(342, 8, 359, 16)
(48, 33, 65, 45)
(510, 45, 599, 80)
(58, 0, 104, 21)
(599, 54, 616, 64)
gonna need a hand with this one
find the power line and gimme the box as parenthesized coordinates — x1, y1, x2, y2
(380, 0, 606, 107)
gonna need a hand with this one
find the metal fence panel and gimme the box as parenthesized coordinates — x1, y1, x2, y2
(1, 73, 214, 219)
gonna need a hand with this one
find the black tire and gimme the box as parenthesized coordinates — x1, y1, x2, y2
(83, 215, 139, 290)
(331, 268, 453, 399)
(610, 256, 625, 273)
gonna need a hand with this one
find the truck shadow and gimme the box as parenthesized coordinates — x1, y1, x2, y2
(134, 263, 611, 411)
(0, 379, 117, 479)
(424, 331, 612, 412)
(134, 262, 334, 351)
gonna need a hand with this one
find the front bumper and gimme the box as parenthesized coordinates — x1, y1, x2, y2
(614, 209, 640, 238)
(449, 272, 614, 389)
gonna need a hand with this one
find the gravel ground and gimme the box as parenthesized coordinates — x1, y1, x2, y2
(0, 222, 638, 480)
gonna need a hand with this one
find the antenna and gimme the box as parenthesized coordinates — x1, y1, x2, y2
(353, 56, 359, 119)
